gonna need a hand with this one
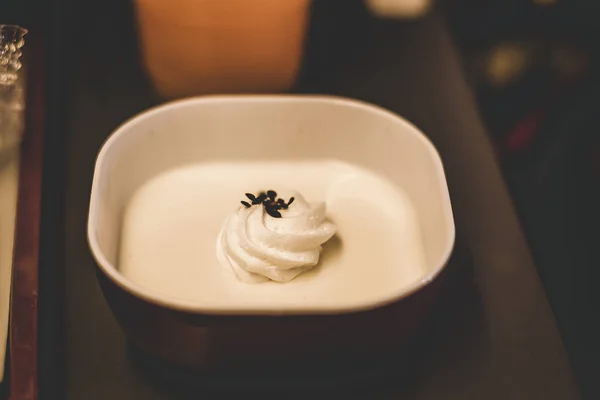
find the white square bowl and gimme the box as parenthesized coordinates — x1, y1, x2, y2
(88, 95, 454, 369)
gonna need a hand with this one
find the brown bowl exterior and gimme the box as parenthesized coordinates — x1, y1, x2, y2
(96, 264, 444, 371)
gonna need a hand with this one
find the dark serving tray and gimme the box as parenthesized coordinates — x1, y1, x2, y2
(39, 1, 581, 399)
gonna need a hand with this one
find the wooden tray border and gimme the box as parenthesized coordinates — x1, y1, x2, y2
(7, 30, 45, 400)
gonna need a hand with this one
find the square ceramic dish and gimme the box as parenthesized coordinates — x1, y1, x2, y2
(87, 95, 454, 370)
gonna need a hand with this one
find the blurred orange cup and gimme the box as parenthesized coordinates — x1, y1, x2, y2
(135, 0, 311, 98)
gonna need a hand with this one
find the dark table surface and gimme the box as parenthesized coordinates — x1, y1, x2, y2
(60, 3, 580, 399)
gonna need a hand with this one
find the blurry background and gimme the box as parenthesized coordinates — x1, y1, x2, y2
(1, 0, 599, 398)
(443, 3, 600, 398)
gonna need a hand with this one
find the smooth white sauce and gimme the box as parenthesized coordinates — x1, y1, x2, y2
(119, 160, 427, 310)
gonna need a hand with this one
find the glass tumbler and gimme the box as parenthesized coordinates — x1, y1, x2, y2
(0, 24, 27, 155)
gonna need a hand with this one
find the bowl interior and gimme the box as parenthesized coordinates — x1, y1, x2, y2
(88, 95, 455, 314)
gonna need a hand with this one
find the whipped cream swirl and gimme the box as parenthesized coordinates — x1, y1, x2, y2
(217, 191, 337, 283)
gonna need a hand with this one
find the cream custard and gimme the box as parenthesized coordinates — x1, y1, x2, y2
(119, 160, 427, 309)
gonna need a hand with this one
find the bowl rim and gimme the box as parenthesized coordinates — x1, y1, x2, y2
(87, 94, 455, 316)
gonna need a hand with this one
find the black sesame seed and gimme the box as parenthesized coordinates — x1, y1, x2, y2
(267, 190, 277, 200)
(241, 201, 251, 208)
(287, 197, 295, 206)
(266, 208, 282, 218)
(251, 198, 262, 205)
(245, 193, 256, 201)
(277, 198, 285, 205)
(280, 204, 288, 209)
(257, 193, 267, 201)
